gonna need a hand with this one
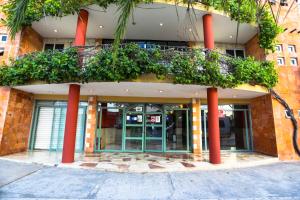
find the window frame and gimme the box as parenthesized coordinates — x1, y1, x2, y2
(277, 57, 285, 66)
(288, 45, 296, 53)
(225, 49, 245, 58)
(275, 44, 283, 52)
(290, 57, 298, 67)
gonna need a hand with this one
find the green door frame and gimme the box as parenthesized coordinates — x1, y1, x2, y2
(95, 103, 191, 153)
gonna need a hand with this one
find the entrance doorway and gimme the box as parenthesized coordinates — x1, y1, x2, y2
(95, 103, 191, 153)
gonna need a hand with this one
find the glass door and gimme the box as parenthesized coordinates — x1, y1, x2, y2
(124, 104, 144, 152)
(144, 104, 163, 152)
(165, 105, 190, 152)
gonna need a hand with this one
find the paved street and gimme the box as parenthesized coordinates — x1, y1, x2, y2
(0, 159, 300, 200)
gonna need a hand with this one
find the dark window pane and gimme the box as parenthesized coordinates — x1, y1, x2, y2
(44, 44, 54, 51)
(0, 48, 4, 56)
(226, 50, 235, 57)
(236, 50, 245, 58)
(55, 44, 64, 50)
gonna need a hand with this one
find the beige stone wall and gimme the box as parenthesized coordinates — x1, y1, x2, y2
(0, 88, 34, 156)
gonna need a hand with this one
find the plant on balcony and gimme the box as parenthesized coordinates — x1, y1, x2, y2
(2, 0, 281, 51)
(0, 44, 278, 88)
(0, 48, 80, 85)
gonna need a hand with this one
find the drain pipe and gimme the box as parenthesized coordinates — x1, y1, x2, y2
(270, 89, 300, 156)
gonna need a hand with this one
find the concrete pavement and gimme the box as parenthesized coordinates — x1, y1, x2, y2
(0, 159, 300, 199)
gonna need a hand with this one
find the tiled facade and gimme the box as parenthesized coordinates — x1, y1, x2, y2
(0, 88, 34, 156)
(250, 94, 277, 156)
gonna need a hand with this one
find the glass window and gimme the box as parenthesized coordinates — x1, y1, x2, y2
(226, 49, 245, 58)
(201, 104, 252, 151)
(288, 45, 296, 53)
(235, 50, 245, 58)
(55, 44, 64, 50)
(226, 50, 235, 57)
(97, 107, 123, 150)
(276, 44, 283, 52)
(165, 109, 188, 151)
(0, 34, 8, 43)
(277, 57, 285, 66)
(290, 58, 298, 66)
(0, 47, 4, 56)
(44, 44, 55, 51)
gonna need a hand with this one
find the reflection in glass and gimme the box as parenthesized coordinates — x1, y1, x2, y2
(201, 105, 251, 151)
(98, 107, 123, 150)
(166, 110, 188, 151)
(126, 127, 143, 137)
(146, 127, 162, 137)
(146, 140, 162, 151)
(125, 140, 142, 151)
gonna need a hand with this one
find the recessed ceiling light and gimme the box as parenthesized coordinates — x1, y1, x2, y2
(99, 25, 104, 29)
(229, 35, 233, 38)
(54, 29, 58, 33)
(159, 90, 164, 93)
(189, 28, 192, 32)
(159, 22, 163, 27)
(125, 89, 129, 92)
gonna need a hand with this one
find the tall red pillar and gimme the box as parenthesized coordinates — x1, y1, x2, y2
(62, 9, 89, 163)
(203, 14, 221, 164)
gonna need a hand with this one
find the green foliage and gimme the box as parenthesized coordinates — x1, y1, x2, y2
(0, 44, 278, 88)
(2, 0, 281, 51)
(258, 10, 283, 51)
(0, 48, 80, 85)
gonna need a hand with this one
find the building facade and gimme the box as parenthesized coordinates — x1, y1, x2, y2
(0, 0, 300, 163)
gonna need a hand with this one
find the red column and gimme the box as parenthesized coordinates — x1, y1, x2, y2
(62, 84, 81, 163)
(203, 14, 221, 164)
(62, 9, 88, 163)
(207, 88, 221, 164)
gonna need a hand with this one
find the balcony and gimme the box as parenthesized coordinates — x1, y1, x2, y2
(0, 43, 276, 99)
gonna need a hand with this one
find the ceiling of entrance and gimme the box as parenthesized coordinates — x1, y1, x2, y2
(31, 3, 257, 44)
(14, 82, 268, 99)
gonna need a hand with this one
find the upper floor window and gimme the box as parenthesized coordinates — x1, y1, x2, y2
(225, 49, 245, 58)
(290, 57, 298, 66)
(0, 47, 4, 56)
(44, 43, 65, 51)
(277, 57, 285, 66)
(275, 44, 283, 52)
(288, 45, 296, 53)
(0, 34, 8, 43)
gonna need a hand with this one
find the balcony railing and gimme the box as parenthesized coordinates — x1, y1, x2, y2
(1, 43, 277, 89)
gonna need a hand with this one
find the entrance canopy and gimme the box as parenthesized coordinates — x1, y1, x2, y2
(13, 82, 268, 99)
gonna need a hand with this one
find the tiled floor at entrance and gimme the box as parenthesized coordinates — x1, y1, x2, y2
(0, 151, 279, 172)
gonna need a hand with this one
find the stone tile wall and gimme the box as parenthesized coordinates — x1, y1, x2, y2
(0, 88, 34, 156)
(250, 94, 278, 156)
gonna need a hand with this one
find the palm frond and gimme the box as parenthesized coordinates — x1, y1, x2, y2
(112, 0, 141, 63)
(7, 0, 30, 38)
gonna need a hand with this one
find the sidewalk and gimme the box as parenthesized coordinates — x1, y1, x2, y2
(0, 159, 300, 199)
(0, 151, 279, 172)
